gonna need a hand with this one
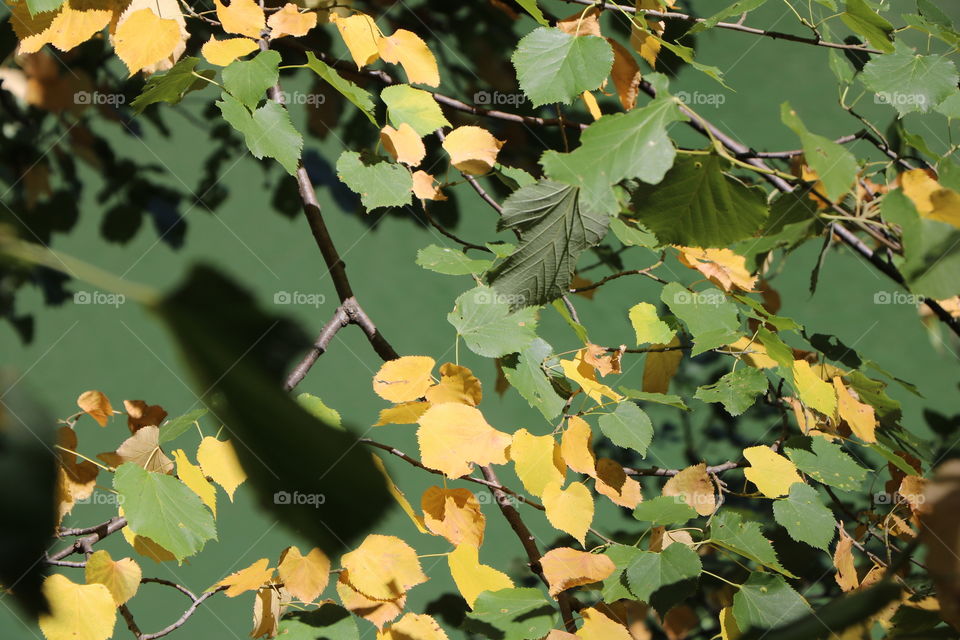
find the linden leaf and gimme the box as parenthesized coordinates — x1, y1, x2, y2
(196, 436, 247, 500)
(793, 360, 838, 416)
(628, 302, 674, 345)
(55, 427, 98, 521)
(215, 0, 265, 39)
(421, 486, 486, 547)
(172, 449, 216, 517)
(663, 463, 716, 516)
(510, 428, 565, 497)
(561, 416, 596, 476)
(277, 546, 330, 603)
(267, 3, 316, 39)
(416, 404, 511, 478)
(380, 123, 426, 166)
(743, 446, 802, 498)
(560, 349, 623, 403)
(642, 337, 683, 394)
(448, 543, 514, 609)
(113, 8, 182, 76)
(336, 572, 405, 630)
(77, 390, 113, 426)
(833, 377, 876, 443)
(373, 356, 436, 403)
(336, 150, 413, 210)
(380, 613, 449, 640)
(377, 29, 440, 87)
(215, 558, 275, 597)
(594, 458, 643, 508)
(512, 27, 613, 106)
(542, 480, 594, 546)
(833, 526, 859, 591)
(341, 534, 427, 601)
(38, 575, 116, 640)
(442, 126, 504, 175)
(578, 607, 632, 640)
(10, 0, 112, 55)
(609, 39, 641, 110)
(330, 12, 382, 68)
(201, 36, 259, 67)
(99, 426, 174, 474)
(123, 400, 167, 434)
(677, 247, 758, 292)
(375, 401, 431, 426)
(250, 586, 281, 638)
(381, 84, 450, 136)
(424, 363, 482, 406)
(540, 547, 615, 597)
(84, 550, 141, 606)
(412, 171, 447, 201)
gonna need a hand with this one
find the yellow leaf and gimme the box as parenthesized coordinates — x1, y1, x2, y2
(793, 360, 838, 416)
(557, 7, 601, 37)
(442, 126, 504, 175)
(677, 247, 758, 292)
(123, 399, 167, 433)
(380, 123, 426, 166)
(542, 480, 594, 546)
(39, 574, 116, 640)
(215, 0, 265, 38)
(510, 428, 565, 497)
(201, 36, 258, 66)
(113, 8, 182, 76)
(630, 22, 660, 67)
(277, 546, 330, 603)
(10, 0, 112, 55)
(582, 343, 621, 377)
(197, 436, 246, 500)
(609, 39, 641, 110)
(628, 302, 674, 346)
(650, 527, 694, 551)
(373, 453, 429, 534)
(55, 427, 98, 521)
(215, 558, 275, 597)
(374, 356, 436, 403)
(561, 416, 596, 476)
(642, 337, 683, 394)
(581, 90, 602, 120)
(99, 425, 173, 474)
(662, 463, 716, 516)
(337, 572, 405, 629)
(379, 613, 449, 640)
(113, 0, 187, 75)
(421, 486, 485, 547)
(901, 169, 939, 213)
(832, 377, 876, 443)
(119, 518, 177, 563)
(540, 547, 615, 598)
(84, 550, 141, 605)
(267, 3, 316, 39)
(424, 363, 482, 406)
(375, 401, 431, 426)
(378, 29, 440, 87)
(77, 390, 113, 426)
(743, 446, 802, 498)
(340, 534, 427, 601)
(250, 586, 281, 639)
(447, 543, 513, 608)
(594, 458, 642, 508)
(577, 607, 632, 640)
(411, 170, 447, 201)
(173, 449, 217, 517)
(719, 606, 741, 640)
(416, 404, 511, 478)
(927, 188, 960, 228)
(330, 12, 382, 68)
(833, 525, 859, 592)
(725, 337, 777, 369)
(560, 349, 623, 403)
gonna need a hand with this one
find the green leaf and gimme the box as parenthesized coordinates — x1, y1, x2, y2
(501, 338, 567, 420)
(217, 95, 303, 175)
(598, 402, 653, 456)
(222, 50, 281, 110)
(694, 367, 768, 416)
(512, 27, 613, 106)
(619, 388, 689, 410)
(381, 84, 450, 136)
(515, 0, 549, 26)
(631, 155, 769, 248)
(633, 495, 697, 524)
(601, 544, 644, 602)
(733, 573, 812, 632)
(158, 409, 208, 444)
(303, 53, 376, 125)
(629, 302, 675, 345)
(661, 283, 741, 355)
(278, 604, 359, 640)
(466, 588, 555, 640)
(335, 151, 413, 211)
(692, 0, 768, 31)
(772, 482, 835, 551)
(541, 76, 687, 213)
(783, 436, 867, 492)
(840, 0, 894, 53)
(610, 217, 658, 247)
(710, 510, 795, 577)
(113, 463, 216, 561)
(448, 286, 538, 357)
(416, 245, 494, 276)
(861, 44, 959, 116)
(625, 544, 702, 614)
(781, 103, 859, 202)
(935, 91, 960, 119)
(131, 57, 213, 114)
(25, 0, 64, 15)
(487, 181, 609, 307)
(155, 265, 391, 552)
(496, 165, 537, 190)
(296, 393, 341, 428)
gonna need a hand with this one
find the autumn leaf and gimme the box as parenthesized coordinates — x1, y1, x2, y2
(793, 360, 838, 417)
(172, 449, 217, 516)
(662, 463, 716, 516)
(642, 337, 683, 394)
(375, 401, 431, 426)
(250, 586, 281, 639)
(84, 550, 141, 605)
(833, 524, 859, 592)
(609, 39, 641, 110)
(380, 123, 426, 166)
(123, 399, 167, 433)
(373, 356, 435, 403)
(510, 428, 565, 497)
(412, 171, 447, 201)
(421, 486, 485, 547)
(743, 446, 803, 498)
(77, 390, 113, 426)
(560, 349, 623, 403)
(55, 426, 98, 521)
(379, 613, 449, 640)
(330, 12, 382, 68)
(215, 558, 275, 597)
(113, 8, 183, 76)
(196, 436, 246, 500)
(583, 343, 622, 377)
(833, 377, 876, 443)
(677, 247, 758, 292)
(542, 480, 594, 546)
(442, 126, 504, 175)
(99, 425, 174, 474)
(424, 363, 482, 406)
(578, 607, 633, 640)
(378, 29, 440, 87)
(594, 458, 642, 508)
(38, 575, 116, 640)
(340, 534, 427, 601)
(561, 416, 596, 476)
(416, 403, 511, 478)
(201, 36, 259, 67)
(447, 543, 514, 608)
(10, 0, 112, 55)
(540, 547, 615, 597)
(215, 0, 265, 39)
(267, 3, 316, 39)
(277, 546, 330, 603)
(337, 572, 405, 629)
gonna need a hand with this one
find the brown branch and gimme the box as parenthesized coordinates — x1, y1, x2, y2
(48, 516, 126, 561)
(418, 203, 493, 253)
(138, 587, 226, 640)
(571, 264, 666, 291)
(285, 305, 350, 391)
(750, 132, 866, 158)
(624, 460, 741, 477)
(119, 605, 142, 638)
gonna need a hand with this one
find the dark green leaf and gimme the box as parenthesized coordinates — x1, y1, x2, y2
(694, 367, 768, 416)
(466, 588, 555, 640)
(222, 50, 281, 110)
(303, 53, 376, 125)
(772, 483, 835, 550)
(733, 573, 812, 632)
(131, 58, 213, 114)
(217, 95, 303, 175)
(840, 0, 894, 53)
(625, 544, 702, 614)
(633, 495, 698, 525)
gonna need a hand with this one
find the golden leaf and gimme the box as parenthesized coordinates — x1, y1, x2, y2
(594, 458, 642, 508)
(330, 12, 382, 68)
(561, 416, 596, 476)
(113, 8, 183, 76)
(424, 363, 482, 406)
(200, 36, 259, 66)
(540, 547, 615, 598)
(196, 436, 246, 500)
(10, 0, 112, 55)
(609, 39, 641, 110)
(743, 446, 802, 498)
(560, 349, 623, 403)
(77, 390, 113, 426)
(337, 572, 405, 629)
(374, 356, 436, 403)
(642, 337, 683, 394)
(833, 524, 859, 592)
(447, 543, 513, 608)
(375, 401, 431, 426)
(677, 247, 758, 292)
(215, 558, 275, 597)
(416, 404, 510, 478)
(442, 126, 504, 175)
(832, 377, 876, 443)
(557, 7, 602, 37)
(38, 575, 116, 640)
(578, 607, 633, 640)
(250, 586, 281, 639)
(215, 0, 265, 38)
(378, 29, 440, 87)
(172, 449, 217, 517)
(411, 171, 447, 201)
(84, 550, 141, 605)
(662, 463, 715, 516)
(582, 343, 621, 377)
(267, 3, 317, 39)
(510, 428, 565, 498)
(542, 480, 594, 546)
(340, 534, 427, 601)
(379, 613, 449, 640)
(793, 360, 838, 417)
(277, 546, 330, 603)
(725, 337, 777, 370)
(421, 486, 485, 547)
(123, 399, 167, 434)
(373, 454, 428, 534)
(380, 123, 426, 166)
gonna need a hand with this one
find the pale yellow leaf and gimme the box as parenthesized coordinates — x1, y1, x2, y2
(215, 0, 264, 38)
(201, 36, 258, 66)
(577, 607, 632, 640)
(725, 337, 777, 369)
(341, 534, 427, 601)
(833, 377, 876, 443)
(720, 606, 741, 640)
(628, 302, 674, 346)
(267, 3, 316, 39)
(250, 586, 281, 639)
(442, 126, 504, 175)
(330, 12, 382, 68)
(581, 90, 601, 120)
(113, 8, 182, 76)
(375, 401, 431, 426)
(411, 171, 447, 201)
(743, 446, 802, 498)
(594, 458, 642, 508)
(197, 436, 246, 500)
(662, 463, 715, 516)
(77, 390, 113, 426)
(373, 453, 428, 533)
(542, 480, 594, 546)
(171, 449, 216, 517)
(10, 0, 112, 55)
(337, 572, 405, 629)
(927, 188, 960, 228)
(215, 558, 275, 597)
(901, 169, 940, 214)
(374, 356, 435, 403)
(416, 403, 511, 478)
(84, 550, 141, 605)
(642, 337, 683, 394)
(379, 613, 449, 640)
(424, 363, 482, 406)
(378, 29, 440, 87)
(793, 360, 838, 416)
(39, 574, 116, 640)
(510, 428, 565, 498)
(277, 546, 330, 603)
(447, 543, 513, 608)
(540, 547, 615, 598)
(677, 247, 758, 292)
(560, 349, 623, 403)
(113, 0, 187, 75)
(421, 486, 485, 547)
(630, 21, 660, 67)
(561, 416, 596, 476)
